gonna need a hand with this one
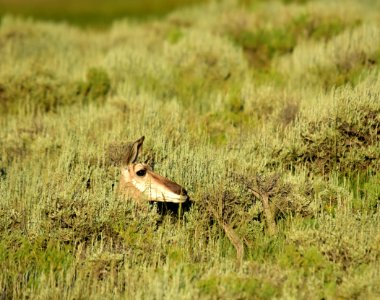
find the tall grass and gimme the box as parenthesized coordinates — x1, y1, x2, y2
(1, 0, 380, 298)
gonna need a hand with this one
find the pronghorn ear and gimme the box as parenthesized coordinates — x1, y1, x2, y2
(127, 136, 145, 164)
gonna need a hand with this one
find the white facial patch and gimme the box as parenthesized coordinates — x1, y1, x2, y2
(131, 178, 147, 194)
(131, 178, 187, 203)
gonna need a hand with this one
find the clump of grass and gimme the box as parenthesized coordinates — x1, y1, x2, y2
(228, 9, 361, 72)
(199, 110, 252, 145)
(273, 103, 380, 176)
(0, 67, 111, 114)
(164, 30, 248, 109)
(279, 23, 380, 91)
(0, 233, 74, 299)
(0, 120, 45, 166)
(197, 273, 281, 299)
(231, 27, 296, 69)
(290, 13, 361, 42)
(77, 67, 111, 104)
(359, 173, 380, 211)
(312, 50, 380, 90)
(105, 28, 248, 111)
(0, 73, 76, 114)
(287, 213, 380, 270)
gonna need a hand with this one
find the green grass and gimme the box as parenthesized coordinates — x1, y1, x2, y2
(0, 0, 209, 27)
(1, 0, 380, 299)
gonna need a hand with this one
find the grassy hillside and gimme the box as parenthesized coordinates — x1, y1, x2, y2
(1, 0, 380, 298)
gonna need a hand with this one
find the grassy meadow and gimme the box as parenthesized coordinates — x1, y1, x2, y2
(1, 0, 380, 298)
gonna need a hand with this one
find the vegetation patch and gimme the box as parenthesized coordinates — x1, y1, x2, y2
(287, 214, 380, 270)
(312, 50, 380, 90)
(0, 67, 110, 114)
(274, 105, 380, 176)
(228, 11, 361, 71)
(197, 274, 280, 299)
(0, 233, 74, 299)
(1, 1, 380, 299)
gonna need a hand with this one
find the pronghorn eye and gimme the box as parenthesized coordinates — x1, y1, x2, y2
(136, 169, 147, 177)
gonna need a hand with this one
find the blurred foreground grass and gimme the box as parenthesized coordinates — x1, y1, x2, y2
(1, 0, 380, 299)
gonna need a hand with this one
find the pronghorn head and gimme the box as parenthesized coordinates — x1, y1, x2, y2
(119, 136, 189, 203)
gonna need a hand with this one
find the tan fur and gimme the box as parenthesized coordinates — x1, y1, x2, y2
(118, 176, 144, 201)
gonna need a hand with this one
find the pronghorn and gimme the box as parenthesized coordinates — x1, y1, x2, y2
(118, 136, 189, 204)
